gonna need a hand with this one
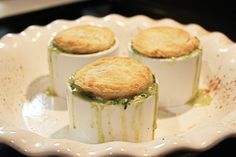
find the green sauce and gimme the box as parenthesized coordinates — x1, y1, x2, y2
(107, 111, 115, 140)
(48, 40, 116, 54)
(137, 104, 143, 141)
(91, 103, 105, 143)
(152, 84, 158, 140)
(192, 51, 202, 95)
(69, 74, 158, 143)
(44, 87, 57, 96)
(90, 110, 95, 129)
(131, 104, 139, 142)
(120, 107, 127, 141)
(47, 42, 59, 96)
(187, 90, 212, 106)
(72, 96, 77, 128)
(131, 46, 202, 61)
(68, 74, 158, 109)
(46, 41, 76, 97)
(48, 42, 64, 54)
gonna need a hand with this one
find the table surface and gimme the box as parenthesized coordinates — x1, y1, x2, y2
(0, 0, 80, 19)
(0, 0, 236, 156)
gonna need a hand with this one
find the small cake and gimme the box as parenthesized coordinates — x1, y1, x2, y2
(48, 25, 119, 98)
(67, 57, 158, 143)
(129, 26, 201, 107)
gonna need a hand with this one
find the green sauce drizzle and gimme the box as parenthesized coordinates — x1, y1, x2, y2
(120, 107, 127, 141)
(187, 90, 212, 106)
(68, 73, 158, 143)
(47, 42, 59, 96)
(192, 51, 202, 95)
(131, 105, 139, 142)
(72, 95, 77, 128)
(152, 84, 158, 140)
(91, 103, 105, 143)
(68, 74, 157, 109)
(131, 46, 202, 61)
(44, 87, 57, 96)
(106, 111, 114, 140)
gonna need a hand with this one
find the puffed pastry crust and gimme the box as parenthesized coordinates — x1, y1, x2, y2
(54, 25, 115, 54)
(132, 26, 199, 58)
(74, 57, 154, 99)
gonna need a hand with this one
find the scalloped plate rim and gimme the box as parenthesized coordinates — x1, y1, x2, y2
(0, 14, 236, 156)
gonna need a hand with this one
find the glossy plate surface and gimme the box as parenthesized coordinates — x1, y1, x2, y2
(0, 14, 236, 156)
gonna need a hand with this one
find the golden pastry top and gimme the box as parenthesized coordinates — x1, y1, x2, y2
(53, 25, 115, 54)
(74, 56, 153, 99)
(132, 26, 200, 58)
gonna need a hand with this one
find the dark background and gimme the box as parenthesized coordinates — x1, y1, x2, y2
(0, 0, 236, 156)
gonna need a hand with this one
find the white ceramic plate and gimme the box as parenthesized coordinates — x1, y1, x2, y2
(1, 14, 236, 156)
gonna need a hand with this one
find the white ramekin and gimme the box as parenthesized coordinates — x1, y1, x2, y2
(66, 85, 158, 143)
(48, 39, 119, 98)
(129, 44, 202, 107)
